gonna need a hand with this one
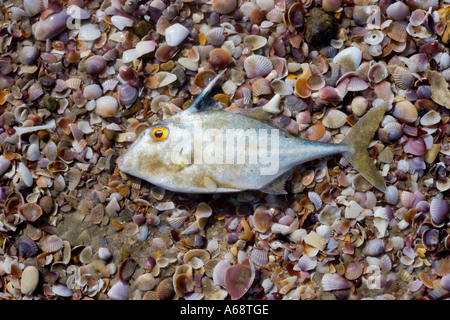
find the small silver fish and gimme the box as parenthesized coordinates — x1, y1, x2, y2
(119, 71, 387, 194)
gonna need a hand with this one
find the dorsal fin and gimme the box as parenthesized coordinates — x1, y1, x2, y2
(189, 69, 227, 112)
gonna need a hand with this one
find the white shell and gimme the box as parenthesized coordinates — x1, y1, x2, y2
(108, 281, 129, 300)
(78, 24, 101, 41)
(154, 72, 177, 87)
(67, 5, 90, 19)
(111, 15, 134, 31)
(83, 84, 103, 100)
(420, 110, 441, 126)
(178, 57, 199, 71)
(165, 23, 190, 46)
(206, 27, 226, 45)
(122, 49, 140, 63)
(136, 41, 157, 57)
(262, 94, 282, 114)
(24, 0, 43, 17)
(52, 284, 73, 297)
(332, 47, 362, 73)
(95, 96, 118, 118)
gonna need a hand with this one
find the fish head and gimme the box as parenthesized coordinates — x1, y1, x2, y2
(118, 114, 195, 189)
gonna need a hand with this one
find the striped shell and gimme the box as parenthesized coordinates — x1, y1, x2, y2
(41, 235, 63, 253)
(211, 0, 237, 14)
(250, 249, 268, 266)
(206, 28, 226, 46)
(321, 273, 351, 291)
(322, 109, 347, 129)
(95, 96, 118, 118)
(24, 0, 44, 17)
(393, 67, 416, 89)
(244, 55, 273, 78)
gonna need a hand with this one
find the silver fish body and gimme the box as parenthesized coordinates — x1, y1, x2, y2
(119, 72, 387, 194)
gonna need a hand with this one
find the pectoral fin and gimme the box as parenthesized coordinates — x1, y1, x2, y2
(259, 170, 292, 195)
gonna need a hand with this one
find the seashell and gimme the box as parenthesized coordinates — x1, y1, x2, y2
(102, 79, 119, 93)
(135, 40, 157, 57)
(297, 254, 317, 271)
(156, 278, 175, 300)
(271, 79, 293, 96)
(430, 199, 449, 226)
(304, 231, 326, 251)
(98, 247, 111, 261)
(21, 266, 39, 295)
(244, 35, 268, 51)
(136, 273, 157, 292)
(19, 46, 40, 65)
(108, 281, 129, 300)
(224, 258, 255, 300)
(422, 228, 440, 251)
(154, 72, 177, 88)
(362, 239, 385, 256)
(322, 109, 347, 129)
(166, 215, 187, 229)
(244, 55, 273, 78)
(84, 55, 107, 75)
(28, 82, 44, 101)
(119, 258, 137, 283)
(25, 144, 40, 162)
(78, 23, 101, 41)
(427, 70, 450, 109)
(213, 260, 231, 287)
(400, 191, 415, 209)
(295, 77, 312, 99)
(16, 237, 39, 258)
(441, 274, 450, 291)
(393, 67, 416, 90)
(322, 0, 342, 12)
(351, 96, 368, 117)
(308, 191, 322, 211)
(41, 235, 63, 253)
(119, 83, 138, 106)
(165, 23, 189, 47)
(195, 203, 212, 229)
(262, 94, 281, 114)
(345, 261, 363, 280)
(111, 15, 134, 31)
(33, 10, 69, 41)
(364, 30, 384, 45)
(420, 110, 441, 127)
(392, 100, 418, 123)
(386, 21, 408, 42)
(318, 204, 341, 226)
(322, 273, 351, 291)
(52, 283, 73, 297)
(386, 2, 410, 20)
(95, 96, 118, 118)
(347, 76, 369, 91)
(83, 84, 103, 100)
(409, 9, 427, 27)
(206, 28, 225, 46)
(178, 57, 198, 71)
(24, 0, 44, 17)
(252, 78, 272, 96)
(368, 62, 388, 84)
(65, 77, 82, 90)
(250, 249, 268, 266)
(212, 0, 237, 14)
(208, 48, 232, 68)
(19, 202, 42, 223)
(332, 47, 362, 74)
(155, 44, 179, 63)
(305, 123, 326, 141)
(66, 5, 90, 19)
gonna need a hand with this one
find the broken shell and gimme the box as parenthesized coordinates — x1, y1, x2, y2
(427, 70, 450, 109)
(368, 62, 388, 84)
(386, 1, 410, 20)
(252, 207, 272, 233)
(111, 15, 134, 30)
(244, 35, 268, 51)
(386, 21, 408, 42)
(224, 258, 255, 300)
(345, 261, 363, 280)
(165, 23, 189, 47)
(244, 55, 273, 78)
(252, 78, 272, 96)
(153, 72, 177, 88)
(262, 94, 282, 114)
(250, 249, 268, 267)
(332, 47, 362, 74)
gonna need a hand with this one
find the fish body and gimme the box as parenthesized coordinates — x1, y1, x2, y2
(119, 72, 387, 194)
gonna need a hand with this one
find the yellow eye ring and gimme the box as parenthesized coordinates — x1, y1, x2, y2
(151, 127, 168, 141)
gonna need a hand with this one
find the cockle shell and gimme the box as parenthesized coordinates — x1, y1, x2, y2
(206, 28, 226, 46)
(165, 23, 190, 47)
(393, 100, 418, 123)
(41, 235, 63, 253)
(430, 199, 449, 226)
(244, 55, 273, 78)
(212, 0, 237, 14)
(321, 273, 350, 291)
(78, 23, 101, 41)
(24, 0, 44, 17)
(244, 35, 268, 51)
(386, 2, 410, 21)
(322, 109, 347, 129)
(224, 258, 255, 300)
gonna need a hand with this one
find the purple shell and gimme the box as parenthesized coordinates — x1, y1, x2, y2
(430, 199, 449, 226)
(224, 259, 255, 299)
(16, 237, 38, 258)
(34, 10, 70, 41)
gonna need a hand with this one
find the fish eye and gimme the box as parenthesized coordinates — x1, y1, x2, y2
(151, 127, 168, 141)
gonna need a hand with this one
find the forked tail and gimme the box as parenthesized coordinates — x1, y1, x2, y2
(341, 105, 388, 193)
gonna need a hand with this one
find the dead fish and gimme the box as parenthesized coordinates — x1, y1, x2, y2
(119, 71, 387, 194)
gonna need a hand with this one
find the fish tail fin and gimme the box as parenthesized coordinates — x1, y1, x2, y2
(341, 105, 387, 193)
(189, 69, 227, 111)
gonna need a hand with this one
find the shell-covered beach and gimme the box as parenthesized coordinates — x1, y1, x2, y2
(0, 0, 449, 300)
